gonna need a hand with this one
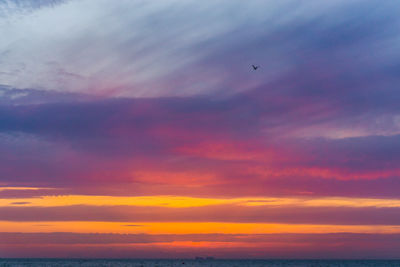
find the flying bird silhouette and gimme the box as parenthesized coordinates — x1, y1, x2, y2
(252, 65, 259, 70)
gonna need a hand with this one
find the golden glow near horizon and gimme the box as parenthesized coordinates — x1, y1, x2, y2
(2, 192, 400, 237)
(1, 221, 400, 234)
(1, 194, 400, 208)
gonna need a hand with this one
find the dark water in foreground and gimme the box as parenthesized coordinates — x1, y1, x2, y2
(1, 259, 400, 267)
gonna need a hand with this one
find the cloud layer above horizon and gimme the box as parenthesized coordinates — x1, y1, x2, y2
(1, 0, 400, 259)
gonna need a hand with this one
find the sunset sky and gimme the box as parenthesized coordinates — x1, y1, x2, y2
(1, 0, 400, 259)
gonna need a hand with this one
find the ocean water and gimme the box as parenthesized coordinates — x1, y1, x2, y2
(0, 259, 400, 267)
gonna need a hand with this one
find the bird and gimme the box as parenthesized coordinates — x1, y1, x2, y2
(252, 64, 259, 70)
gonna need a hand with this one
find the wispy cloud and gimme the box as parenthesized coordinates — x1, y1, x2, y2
(1, 0, 400, 258)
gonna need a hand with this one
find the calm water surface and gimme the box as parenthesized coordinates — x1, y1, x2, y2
(1, 259, 400, 267)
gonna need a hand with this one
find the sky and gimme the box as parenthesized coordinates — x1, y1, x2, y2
(1, 0, 400, 259)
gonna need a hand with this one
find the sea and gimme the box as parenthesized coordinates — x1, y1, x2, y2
(0, 259, 400, 267)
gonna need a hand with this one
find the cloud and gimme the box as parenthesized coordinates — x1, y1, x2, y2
(1, 232, 400, 259)
(0, 0, 67, 17)
(1, 0, 400, 100)
(1, 204, 400, 225)
(10, 202, 31, 205)
(0, 86, 399, 197)
(2, 0, 400, 258)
